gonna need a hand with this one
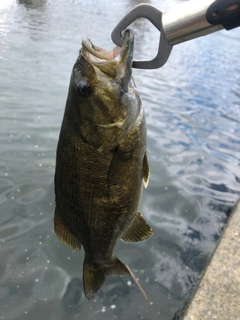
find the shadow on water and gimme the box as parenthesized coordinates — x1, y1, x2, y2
(60, 273, 183, 320)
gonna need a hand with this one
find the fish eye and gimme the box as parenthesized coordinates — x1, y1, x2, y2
(76, 80, 92, 98)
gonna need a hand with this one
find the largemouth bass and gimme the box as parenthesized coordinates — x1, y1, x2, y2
(54, 29, 152, 299)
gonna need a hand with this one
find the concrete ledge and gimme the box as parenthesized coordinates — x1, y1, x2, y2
(183, 201, 240, 320)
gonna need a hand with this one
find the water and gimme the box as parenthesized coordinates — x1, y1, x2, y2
(0, 0, 240, 319)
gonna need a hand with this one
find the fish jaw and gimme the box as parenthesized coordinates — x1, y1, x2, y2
(81, 28, 134, 88)
(65, 29, 140, 151)
(116, 29, 134, 93)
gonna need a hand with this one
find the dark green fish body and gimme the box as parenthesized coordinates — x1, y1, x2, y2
(54, 30, 152, 299)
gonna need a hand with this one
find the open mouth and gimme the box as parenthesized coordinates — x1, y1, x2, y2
(82, 39, 121, 61)
(81, 29, 134, 83)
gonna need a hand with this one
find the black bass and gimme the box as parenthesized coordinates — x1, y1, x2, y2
(54, 29, 152, 299)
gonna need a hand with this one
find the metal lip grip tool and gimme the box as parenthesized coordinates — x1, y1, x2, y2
(111, 0, 240, 69)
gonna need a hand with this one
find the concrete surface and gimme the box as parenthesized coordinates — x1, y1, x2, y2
(183, 201, 240, 320)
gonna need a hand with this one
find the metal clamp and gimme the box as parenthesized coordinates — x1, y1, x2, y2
(112, 0, 240, 69)
(111, 4, 172, 69)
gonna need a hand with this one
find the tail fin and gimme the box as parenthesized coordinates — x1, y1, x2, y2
(83, 255, 130, 299)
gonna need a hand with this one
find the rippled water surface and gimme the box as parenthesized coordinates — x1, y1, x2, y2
(0, 0, 240, 319)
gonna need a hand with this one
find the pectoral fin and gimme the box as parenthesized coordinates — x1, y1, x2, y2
(108, 146, 132, 186)
(121, 212, 153, 243)
(54, 207, 81, 252)
(143, 152, 150, 188)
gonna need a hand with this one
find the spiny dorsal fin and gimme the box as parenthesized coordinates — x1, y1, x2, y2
(143, 152, 150, 188)
(121, 212, 153, 243)
(54, 207, 81, 252)
(83, 255, 130, 299)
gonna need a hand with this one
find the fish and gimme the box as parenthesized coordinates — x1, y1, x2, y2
(54, 29, 153, 300)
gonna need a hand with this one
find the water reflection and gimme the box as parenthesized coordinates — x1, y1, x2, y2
(17, 0, 47, 10)
(16, 0, 49, 42)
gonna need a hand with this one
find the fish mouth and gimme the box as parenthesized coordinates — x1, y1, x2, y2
(82, 29, 134, 92)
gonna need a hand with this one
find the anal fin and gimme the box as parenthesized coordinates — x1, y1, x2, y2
(54, 207, 81, 252)
(121, 212, 153, 243)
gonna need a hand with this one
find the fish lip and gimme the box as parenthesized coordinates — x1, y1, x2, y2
(119, 29, 134, 67)
(82, 39, 119, 61)
(81, 29, 134, 89)
(81, 29, 134, 62)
